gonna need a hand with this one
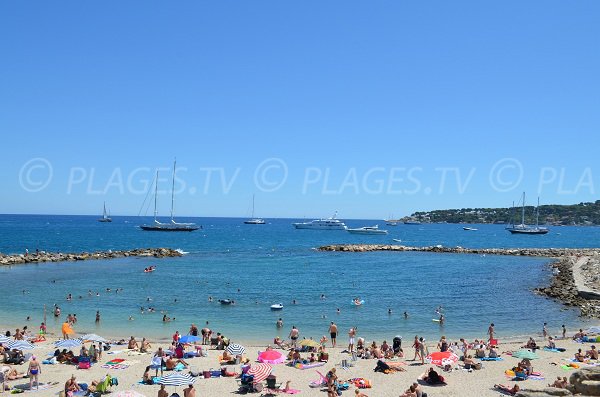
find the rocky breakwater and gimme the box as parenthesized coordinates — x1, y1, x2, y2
(318, 244, 600, 318)
(0, 248, 182, 266)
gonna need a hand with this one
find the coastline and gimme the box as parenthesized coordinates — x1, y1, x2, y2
(319, 244, 600, 319)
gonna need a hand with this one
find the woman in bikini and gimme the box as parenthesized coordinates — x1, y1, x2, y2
(28, 356, 41, 390)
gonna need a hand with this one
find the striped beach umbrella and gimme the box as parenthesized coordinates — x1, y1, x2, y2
(54, 338, 83, 348)
(227, 343, 246, 356)
(0, 335, 11, 344)
(81, 333, 108, 343)
(159, 372, 195, 386)
(248, 363, 272, 383)
(7, 340, 35, 350)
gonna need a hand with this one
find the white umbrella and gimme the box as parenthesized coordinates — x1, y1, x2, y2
(80, 333, 108, 343)
(7, 340, 35, 350)
(159, 373, 195, 386)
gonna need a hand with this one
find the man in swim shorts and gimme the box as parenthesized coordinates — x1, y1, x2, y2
(328, 322, 338, 348)
(348, 327, 356, 353)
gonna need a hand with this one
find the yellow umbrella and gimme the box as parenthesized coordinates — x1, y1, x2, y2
(299, 339, 320, 348)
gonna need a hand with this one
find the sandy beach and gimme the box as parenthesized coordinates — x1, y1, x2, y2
(2, 328, 598, 397)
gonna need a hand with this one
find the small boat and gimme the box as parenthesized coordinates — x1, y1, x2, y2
(392, 238, 402, 243)
(219, 299, 234, 305)
(244, 194, 266, 224)
(98, 202, 112, 222)
(347, 225, 388, 235)
(293, 212, 347, 230)
(463, 227, 478, 231)
(403, 220, 421, 225)
(270, 303, 284, 310)
(143, 266, 156, 273)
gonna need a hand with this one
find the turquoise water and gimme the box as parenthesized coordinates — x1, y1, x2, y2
(0, 215, 598, 343)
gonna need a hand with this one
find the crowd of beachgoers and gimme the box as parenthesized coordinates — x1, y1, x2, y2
(2, 315, 600, 397)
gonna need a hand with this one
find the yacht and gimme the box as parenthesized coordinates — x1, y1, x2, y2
(293, 212, 347, 230)
(506, 193, 549, 235)
(347, 225, 388, 235)
(244, 194, 265, 224)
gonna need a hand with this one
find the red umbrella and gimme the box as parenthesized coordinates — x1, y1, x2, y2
(248, 363, 272, 383)
(258, 350, 285, 364)
(425, 351, 459, 366)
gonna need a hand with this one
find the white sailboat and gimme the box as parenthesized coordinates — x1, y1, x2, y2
(244, 194, 265, 224)
(98, 202, 112, 222)
(140, 160, 200, 231)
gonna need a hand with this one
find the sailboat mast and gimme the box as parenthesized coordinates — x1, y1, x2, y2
(536, 197, 540, 227)
(103, 202, 107, 218)
(171, 159, 176, 222)
(251, 194, 255, 218)
(521, 192, 526, 225)
(153, 170, 159, 222)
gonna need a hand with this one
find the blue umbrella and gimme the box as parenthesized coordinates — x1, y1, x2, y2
(7, 340, 35, 350)
(54, 338, 83, 348)
(178, 335, 201, 344)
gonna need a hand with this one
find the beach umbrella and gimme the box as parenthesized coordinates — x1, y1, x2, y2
(6, 340, 35, 350)
(80, 333, 108, 343)
(258, 350, 285, 364)
(0, 335, 10, 344)
(248, 363, 272, 383)
(425, 351, 459, 366)
(115, 391, 147, 397)
(159, 373, 195, 387)
(300, 339, 320, 348)
(54, 338, 83, 348)
(179, 335, 202, 344)
(227, 343, 246, 356)
(512, 349, 539, 360)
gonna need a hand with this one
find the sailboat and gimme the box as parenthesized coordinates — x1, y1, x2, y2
(244, 194, 265, 224)
(98, 202, 112, 222)
(506, 193, 549, 235)
(140, 160, 200, 232)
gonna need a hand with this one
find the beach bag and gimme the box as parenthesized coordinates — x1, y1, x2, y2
(474, 363, 482, 370)
(210, 369, 221, 377)
(203, 370, 211, 379)
(78, 360, 91, 369)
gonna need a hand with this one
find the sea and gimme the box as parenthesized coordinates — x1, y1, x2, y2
(1, 214, 598, 345)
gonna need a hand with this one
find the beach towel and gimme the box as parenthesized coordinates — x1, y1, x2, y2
(264, 388, 301, 394)
(294, 362, 325, 370)
(480, 357, 503, 361)
(12, 382, 60, 392)
(543, 347, 566, 353)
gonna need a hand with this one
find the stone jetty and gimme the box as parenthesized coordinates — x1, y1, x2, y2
(0, 247, 182, 266)
(319, 244, 600, 318)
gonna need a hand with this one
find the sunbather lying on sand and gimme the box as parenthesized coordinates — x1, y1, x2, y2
(494, 384, 520, 395)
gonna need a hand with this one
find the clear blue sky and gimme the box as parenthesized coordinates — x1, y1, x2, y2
(1, 1, 599, 218)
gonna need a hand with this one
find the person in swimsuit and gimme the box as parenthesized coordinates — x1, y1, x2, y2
(65, 375, 81, 395)
(328, 322, 338, 348)
(288, 326, 299, 348)
(27, 356, 41, 390)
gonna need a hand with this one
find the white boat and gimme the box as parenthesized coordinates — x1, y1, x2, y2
(347, 225, 388, 235)
(140, 160, 200, 232)
(463, 227, 478, 231)
(244, 194, 265, 224)
(293, 212, 347, 230)
(270, 303, 283, 310)
(506, 193, 549, 235)
(98, 202, 112, 223)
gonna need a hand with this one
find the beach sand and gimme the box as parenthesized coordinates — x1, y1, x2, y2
(1, 332, 595, 397)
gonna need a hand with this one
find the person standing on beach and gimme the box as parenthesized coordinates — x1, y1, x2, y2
(328, 322, 338, 348)
(289, 326, 299, 348)
(543, 322, 548, 339)
(348, 326, 356, 353)
(412, 336, 421, 362)
(562, 324, 567, 339)
(488, 323, 495, 342)
(28, 355, 41, 390)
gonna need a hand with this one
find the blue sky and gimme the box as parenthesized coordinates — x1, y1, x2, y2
(1, 1, 599, 218)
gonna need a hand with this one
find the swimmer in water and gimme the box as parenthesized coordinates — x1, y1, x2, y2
(388, 308, 392, 315)
(404, 311, 408, 319)
(336, 308, 340, 314)
(276, 318, 283, 328)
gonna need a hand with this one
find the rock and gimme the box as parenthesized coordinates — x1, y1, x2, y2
(569, 366, 600, 395)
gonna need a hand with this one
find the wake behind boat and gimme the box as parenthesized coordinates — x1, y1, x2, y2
(293, 212, 347, 230)
(347, 225, 388, 235)
(140, 160, 200, 232)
